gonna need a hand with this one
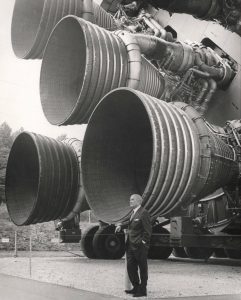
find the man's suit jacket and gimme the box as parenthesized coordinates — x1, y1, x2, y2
(127, 206, 152, 250)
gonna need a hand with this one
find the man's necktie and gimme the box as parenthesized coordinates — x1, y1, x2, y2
(130, 210, 135, 221)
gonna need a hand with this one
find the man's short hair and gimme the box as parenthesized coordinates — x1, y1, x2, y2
(130, 194, 143, 205)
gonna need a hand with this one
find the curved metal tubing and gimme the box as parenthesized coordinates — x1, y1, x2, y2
(100, 0, 121, 14)
(40, 17, 165, 125)
(11, 0, 116, 59)
(5, 132, 87, 226)
(81, 88, 238, 224)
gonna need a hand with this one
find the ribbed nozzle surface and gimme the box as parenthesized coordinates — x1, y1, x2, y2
(40, 16, 128, 125)
(11, 0, 116, 59)
(81, 88, 238, 223)
(5, 132, 80, 226)
(40, 17, 165, 125)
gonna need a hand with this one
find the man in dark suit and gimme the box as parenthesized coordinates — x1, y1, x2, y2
(116, 194, 152, 297)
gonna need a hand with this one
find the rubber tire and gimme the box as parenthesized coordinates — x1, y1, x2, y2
(224, 249, 241, 259)
(93, 225, 125, 259)
(81, 225, 99, 258)
(148, 225, 173, 259)
(213, 248, 227, 258)
(184, 247, 213, 259)
(172, 247, 188, 258)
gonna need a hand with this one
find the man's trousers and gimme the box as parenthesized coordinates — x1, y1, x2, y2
(126, 243, 148, 290)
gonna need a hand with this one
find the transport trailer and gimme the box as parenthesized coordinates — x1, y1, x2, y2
(56, 201, 241, 260)
(78, 194, 241, 260)
(150, 216, 241, 260)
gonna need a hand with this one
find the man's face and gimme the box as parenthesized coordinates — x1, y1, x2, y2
(130, 195, 141, 208)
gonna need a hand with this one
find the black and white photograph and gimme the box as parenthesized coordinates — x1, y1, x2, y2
(0, 1, 241, 299)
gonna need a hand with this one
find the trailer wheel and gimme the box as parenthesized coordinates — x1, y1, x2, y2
(224, 249, 241, 259)
(184, 247, 213, 259)
(148, 225, 172, 259)
(93, 225, 125, 259)
(80, 225, 99, 258)
(172, 247, 188, 258)
(213, 248, 227, 258)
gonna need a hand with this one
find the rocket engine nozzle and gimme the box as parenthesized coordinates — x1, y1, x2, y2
(81, 88, 238, 223)
(5, 132, 88, 226)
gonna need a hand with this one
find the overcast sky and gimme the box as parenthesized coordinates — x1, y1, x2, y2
(0, 0, 87, 140)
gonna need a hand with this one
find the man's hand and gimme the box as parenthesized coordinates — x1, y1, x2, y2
(115, 224, 122, 233)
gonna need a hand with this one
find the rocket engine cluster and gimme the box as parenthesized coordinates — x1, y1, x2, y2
(5, 0, 241, 236)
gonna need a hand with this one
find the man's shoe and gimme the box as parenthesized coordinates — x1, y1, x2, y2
(125, 286, 139, 294)
(133, 291, 147, 297)
(133, 287, 147, 297)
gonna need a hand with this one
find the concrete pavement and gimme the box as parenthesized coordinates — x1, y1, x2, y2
(161, 296, 241, 300)
(0, 273, 119, 300)
(0, 273, 241, 300)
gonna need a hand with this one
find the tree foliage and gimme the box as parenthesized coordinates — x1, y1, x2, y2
(11, 126, 24, 142)
(0, 122, 24, 204)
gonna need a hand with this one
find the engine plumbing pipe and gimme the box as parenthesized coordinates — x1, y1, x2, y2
(5, 132, 88, 226)
(81, 88, 238, 224)
(127, 33, 229, 79)
(134, 34, 232, 86)
(11, 0, 116, 59)
(40, 16, 165, 125)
